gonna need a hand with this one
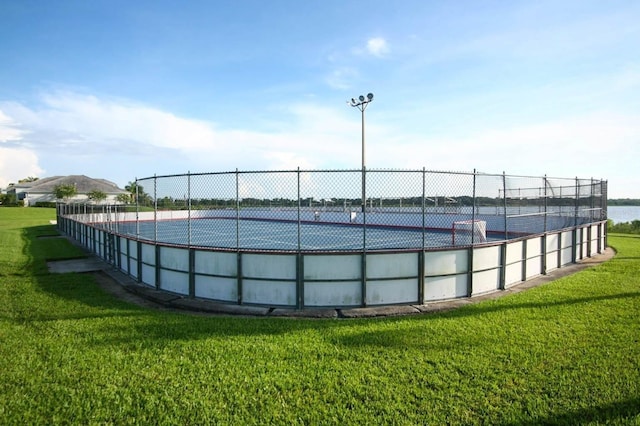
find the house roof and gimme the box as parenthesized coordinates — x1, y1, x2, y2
(19, 175, 128, 194)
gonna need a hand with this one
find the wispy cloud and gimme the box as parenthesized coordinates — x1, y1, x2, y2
(0, 91, 364, 186)
(1, 89, 639, 197)
(0, 110, 25, 143)
(366, 37, 389, 57)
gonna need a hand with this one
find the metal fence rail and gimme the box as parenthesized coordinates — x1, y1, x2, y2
(57, 169, 608, 252)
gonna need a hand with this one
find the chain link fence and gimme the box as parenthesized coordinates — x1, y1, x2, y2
(58, 169, 607, 252)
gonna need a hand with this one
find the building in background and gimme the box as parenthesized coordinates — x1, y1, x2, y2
(5, 175, 129, 206)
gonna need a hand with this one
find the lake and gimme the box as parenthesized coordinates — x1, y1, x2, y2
(607, 206, 640, 223)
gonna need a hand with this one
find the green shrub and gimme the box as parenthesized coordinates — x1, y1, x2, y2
(34, 201, 58, 208)
(607, 219, 640, 234)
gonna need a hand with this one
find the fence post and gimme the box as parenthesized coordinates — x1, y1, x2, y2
(603, 180, 608, 249)
(422, 168, 426, 250)
(135, 177, 140, 238)
(235, 169, 240, 250)
(297, 167, 301, 251)
(361, 169, 368, 307)
(540, 176, 547, 275)
(187, 171, 192, 247)
(472, 169, 477, 244)
(235, 169, 242, 305)
(419, 168, 426, 303)
(467, 170, 477, 298)
(543, 175, 548, 233)
(503, 172, 508, 240)
(296, 168, 303, 309)
(153, 174, 158, 243)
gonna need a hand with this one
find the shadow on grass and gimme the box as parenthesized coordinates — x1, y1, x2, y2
(466, 291, 640, 314)
(19, 224, 345, 341)
(26, 224, 61, 238)
(18, 224, 152, 322)
(507, 396, 640, 425)
(19, 223, 640, 348)
(332, 290, 640, 350)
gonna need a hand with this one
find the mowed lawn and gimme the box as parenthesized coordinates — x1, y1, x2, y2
(0, 207, 638, 425)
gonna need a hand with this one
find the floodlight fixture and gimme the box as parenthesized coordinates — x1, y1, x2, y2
(347, 92, 375, 212)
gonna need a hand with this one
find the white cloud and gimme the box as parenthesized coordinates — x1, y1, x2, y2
(0, 110, 43, 188)
(0, 110, 25, 142)
(368, 112, 640, 198)
(366, 37, 389, 57)
(0, 91, 364, 187)
(0, 147, 44, 188)
(31, 92, 217, 151)
(1, 91, 638, 198)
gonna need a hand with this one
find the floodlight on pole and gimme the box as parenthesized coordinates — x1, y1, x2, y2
(348, 92, 374, 212)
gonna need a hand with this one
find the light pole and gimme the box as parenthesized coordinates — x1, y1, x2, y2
(349, 93, 374, 212)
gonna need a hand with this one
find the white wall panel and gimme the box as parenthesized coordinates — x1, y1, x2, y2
(243, 280, 295, 306)
(506, 241, 523, 264)
(129, 259, 139, 279)
(119, 236, 128, 255)
(366, 279, 418, 305)
(546, 234, 559, 252)
(472, 268, 500, 295)
(160, 246, 189, 272)
(304, 255, 361, 280)
(366, 253, 418, 279)
(243, 254, 296, 280)
(160, 269, 189, 295)
(582, 240, 589, 259)
(195, 276, 237, 302)
(96, 232, 103, 257)
(129, 240, 138, 260)
(505, 262, 523, 287)
(546, 252, 559, 272)
(304, 281, 361, 307)
(526, 257, 542, 279)
(473, 246, 501, 271)
(195, 251, 237, 276)
(560, 247, 573, 266)
(120, 253, 128, 272)
(141, 243, 155, 265)
(424, 274, 467, 301)
(424, 250, 468, 276)
(527, 237, 542, 257)
(141, 264, 156, 287)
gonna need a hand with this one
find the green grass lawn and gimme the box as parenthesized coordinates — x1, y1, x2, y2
(1, 207, 638, 425)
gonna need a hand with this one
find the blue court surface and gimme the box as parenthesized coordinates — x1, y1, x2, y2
(114, 218, 469, 251)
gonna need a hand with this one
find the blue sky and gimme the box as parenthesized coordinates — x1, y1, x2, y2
(1, 0, 639, 197)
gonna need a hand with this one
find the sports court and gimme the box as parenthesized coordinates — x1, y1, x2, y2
(114, 217, 491, 251)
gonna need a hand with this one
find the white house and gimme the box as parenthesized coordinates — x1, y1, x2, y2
(7, 175, 130, 206)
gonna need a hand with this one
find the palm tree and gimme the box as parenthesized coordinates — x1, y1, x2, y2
(18, 176, 39, 183)
(125, 181, 151, 205)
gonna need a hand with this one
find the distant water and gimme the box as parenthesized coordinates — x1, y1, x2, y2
(607, 206, 640, 223)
